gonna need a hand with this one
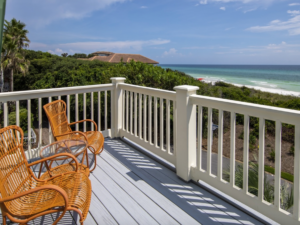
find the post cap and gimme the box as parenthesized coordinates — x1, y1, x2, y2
(174, 85, 199, 92)
(110, 77, 126, 81)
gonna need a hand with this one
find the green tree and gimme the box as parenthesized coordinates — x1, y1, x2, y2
(1, 18, 30, 92)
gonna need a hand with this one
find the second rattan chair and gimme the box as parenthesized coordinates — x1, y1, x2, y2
(43, 100, 104, 172)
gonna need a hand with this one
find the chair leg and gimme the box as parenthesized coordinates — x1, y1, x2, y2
(52, 211, 67, 225)
(2, 215, 6, 225)
(90, 153, 97, 172)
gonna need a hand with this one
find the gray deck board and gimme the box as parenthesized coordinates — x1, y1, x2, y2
(91, 165, 159, 224)
(96, 153, 181, 225)
(104, 138, 263, 225)
(98, 151, 200, 225)
(89, 175, 138, 225)
(89, 193, 117, 225)
(104, 140, 222, 225)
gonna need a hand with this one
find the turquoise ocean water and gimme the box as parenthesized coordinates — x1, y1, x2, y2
(159, 65, 300, 93)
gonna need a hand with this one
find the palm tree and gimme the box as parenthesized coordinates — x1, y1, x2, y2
(1, 18, 30, 92)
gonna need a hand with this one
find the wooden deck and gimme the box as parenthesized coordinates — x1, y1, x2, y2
(2, 138, 264, 225)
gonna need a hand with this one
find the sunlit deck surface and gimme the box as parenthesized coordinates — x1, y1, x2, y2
(2, 138, 265, 225)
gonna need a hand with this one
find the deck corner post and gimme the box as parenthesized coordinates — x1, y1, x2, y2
(110, 77, 126, 138)
(174, 85, 199, 182)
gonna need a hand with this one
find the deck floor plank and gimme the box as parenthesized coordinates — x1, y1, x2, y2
(103, 140, 222, 224)
(104, 138, 264, 225)
(122, 145, 263, 225)
(97, 152, 200, 225)
(91, 165, 159, 224)
(96, 153, 181, 225)
(89, 174, 138, 225)
(88, 193, 117, 225)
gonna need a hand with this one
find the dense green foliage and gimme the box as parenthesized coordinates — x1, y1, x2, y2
(15, 50, 300, 111)
(8, 108, 34, 133)
(13, 50, 300, 140)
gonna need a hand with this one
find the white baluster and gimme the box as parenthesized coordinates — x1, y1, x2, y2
(75, 94, 79, 131)
(83, 93, 86, 132)
(149, 96, 152, 144)
(230, 112, 236, 187)
(143, 94, 147, 141)
(160, 98, 164, 150)
(154, 97, 158, 147)
(258, 117, 265, 202)
(243, 115, 250, 193)
(105, 90, 107, 131)
(207, 107, 213, 175)
(91, 92, 94, 131)
(134, 92, 137, 136)
(167, 100, 170, 154)
(218, 109, 223, 180)
(139, 93, 142, 139)
(274, 121, 281, 210)
(197, 105, 203, 171)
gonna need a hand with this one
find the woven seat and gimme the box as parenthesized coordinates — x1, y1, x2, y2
(0, 126, 92, 225)
(43, 100, 104, 172)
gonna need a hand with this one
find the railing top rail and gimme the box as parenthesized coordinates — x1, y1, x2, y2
(190, 94, 300, 125)
(120, 83, 176, 101)
(0, 84, 113, 102)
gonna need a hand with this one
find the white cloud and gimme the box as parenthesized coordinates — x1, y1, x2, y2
(288, 10, 300, 16)
(247, 10, 300, 35)
(196, 0, 279, 5)
(30, 39, 170, 54)
(163, 48, 177, 56)
(140, 6, 148, 9)
(289, 3, 300, 6)
(220, 7, 226, 10)
(54, 48, 64, 54)
(6, 0, 129, 27)
(243, 8, 257, 13)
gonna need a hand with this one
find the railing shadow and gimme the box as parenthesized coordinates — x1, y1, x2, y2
(104, 138, 261, 225)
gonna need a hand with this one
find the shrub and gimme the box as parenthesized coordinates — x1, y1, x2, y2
(249, 144, 256, 151)
(269, 149, 275, 162)
(8, 108, 34, 133)
(249, 135, 256, 145)
(289, 146, 295, 156)
(238, 131, 244, 140)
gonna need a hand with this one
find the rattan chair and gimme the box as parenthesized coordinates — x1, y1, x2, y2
(43, 100, 104, 172)
(0, 126, 91, 225)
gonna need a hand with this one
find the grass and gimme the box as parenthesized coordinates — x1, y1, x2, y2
(264, 165, 294, 182)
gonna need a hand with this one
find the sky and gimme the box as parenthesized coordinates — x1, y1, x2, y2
(4, 0, 300, 64)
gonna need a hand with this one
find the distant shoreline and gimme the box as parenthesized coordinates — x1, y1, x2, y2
(201, 79, 300, 97)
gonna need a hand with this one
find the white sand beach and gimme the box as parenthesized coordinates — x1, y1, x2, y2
(201, 79, 300, 97)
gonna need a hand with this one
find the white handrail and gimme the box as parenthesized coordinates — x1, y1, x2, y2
(0, 83, 113, 102)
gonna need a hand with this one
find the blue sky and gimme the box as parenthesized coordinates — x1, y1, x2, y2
(5, 0, 300, 64)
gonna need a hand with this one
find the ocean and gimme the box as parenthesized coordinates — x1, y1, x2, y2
(159, 65, 300, 94)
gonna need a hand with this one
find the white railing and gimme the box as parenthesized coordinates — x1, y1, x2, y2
(186, 93, 300, 225)
(0, 83, 113, 161)
(119, 83, 176, 165)
(1, 78, 300, 224)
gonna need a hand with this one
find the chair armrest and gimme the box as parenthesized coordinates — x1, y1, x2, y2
(0, 184, 69, 209)
(28, 153, 79, 172)
(55, 131, 88, 143)
(69, 119, 98, 131)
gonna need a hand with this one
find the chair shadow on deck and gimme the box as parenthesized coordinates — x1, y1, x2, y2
(103, 138, 261, 225)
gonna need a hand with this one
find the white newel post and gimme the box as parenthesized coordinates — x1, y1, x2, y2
(174, 85, 199, 182)
(111, 77, 126, 138)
